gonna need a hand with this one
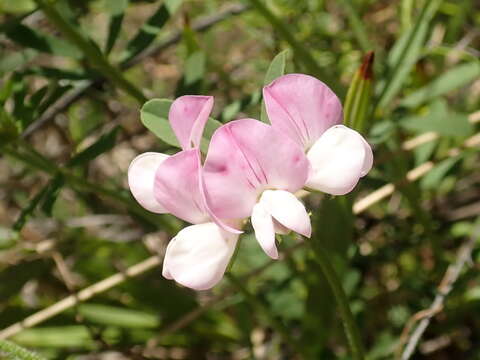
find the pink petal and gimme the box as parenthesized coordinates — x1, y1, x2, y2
(169, 95, 214, 150)
(128, 152, 169, 213)
(263, 74, 343, 149)
(154, 149, 209, 224)
(203, 119, 309, 219)
(162, 222, 238, 290)
(260, 190, 311, 238)
(306, 125, 373, 195)
(251, 202, 278, 259)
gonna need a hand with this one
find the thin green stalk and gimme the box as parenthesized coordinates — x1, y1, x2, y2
(247, 0, 339, 93)
(225, 272, 306, 358)
(0, 339, 46, 360)
(311, 244, 365, 360)
(33, 0, 146, 103)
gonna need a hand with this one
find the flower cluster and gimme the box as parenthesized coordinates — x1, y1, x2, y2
(128, 74, 373, 290)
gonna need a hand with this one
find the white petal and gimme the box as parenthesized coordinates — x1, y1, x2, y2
(273, 218, 290, 235)
(251, 202, 278, 259)
(162, 223, 238, 290)
(306, 125, 373, 195)
(128, 152, 169, 213)
(260, 190, 311, 238)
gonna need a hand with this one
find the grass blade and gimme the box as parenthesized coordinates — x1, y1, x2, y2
(121, 0, 182, 64)
(376, 0, 442, 111)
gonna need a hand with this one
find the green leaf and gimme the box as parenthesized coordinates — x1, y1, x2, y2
(184, 50, 206, 87)
(0, 339, 46, 360)
(401, 62, 480, 108)
(420, 156, 461, 189)
(0, 49, 37, 76)
(140, 99, 180, 147)
(260, 50, 288, 123)
(77, 303, 160, 328)
(377, 0, 442, 110)
(13, 185, 51, 231)
(38, 127, 120, 214)
(141, 99, 221, 152)
(121, 0, 182, 63)
(221, 91, 262, 122)
(104, 0, 129, 54)
(400, 99, 473, 137)
(0, 0, 35, 14)
(12, 326, 95, 348)
(5, 24, 83, 59)
(68, 127, 120, 167)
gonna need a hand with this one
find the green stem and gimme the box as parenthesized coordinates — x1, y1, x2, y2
(0, 339, 46, 360)
(225, 273, 306, 358)
(312, 245, 365, 360)
(33, 0, 146, 103)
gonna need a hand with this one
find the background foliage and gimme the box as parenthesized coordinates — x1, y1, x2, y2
(0, 0, 479, 359)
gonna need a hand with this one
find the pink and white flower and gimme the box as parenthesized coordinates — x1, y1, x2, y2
(263, 74, 373, 195)
(203, 119, 311, 260)
(128, 95, 238, 290)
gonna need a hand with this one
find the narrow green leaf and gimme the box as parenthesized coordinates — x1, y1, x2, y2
(0, 49, 37, 76)
(121, 0, 182, 63)
(5, 24, 83, 59)
(77, 303, 160, 328)
(401, 62, 480, 108)
(38, 127, 120, 216)
(104, 0, 129, 54)
(34, 0, 146, 102)
(400, 99, 473, 137)
(260, 50, 288, 123)
(22, 66, 90, 80)
(376, 0, 442, 110)
(0, 339, 46, 360)
(184, 50, 206, 87)
(12, 326, 95, 348)
(420, 156, 461, 189)
(13, 184, 51, 231)
(68, 127, 120, 167)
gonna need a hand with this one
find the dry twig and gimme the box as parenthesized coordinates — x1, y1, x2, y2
(397, 219, 480, 359)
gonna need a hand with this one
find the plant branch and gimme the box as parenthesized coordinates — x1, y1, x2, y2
(22, 3, 250, 137)
(33, 0, 146, 102)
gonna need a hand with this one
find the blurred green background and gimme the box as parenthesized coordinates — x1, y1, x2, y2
(0, 0, 479, 359)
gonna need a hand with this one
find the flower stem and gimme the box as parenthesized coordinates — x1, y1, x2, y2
(312, 244, 365, 360)
(0, 339, 46, 360)
(225, 272, 306, 358)
(33, 0, 146, 103)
